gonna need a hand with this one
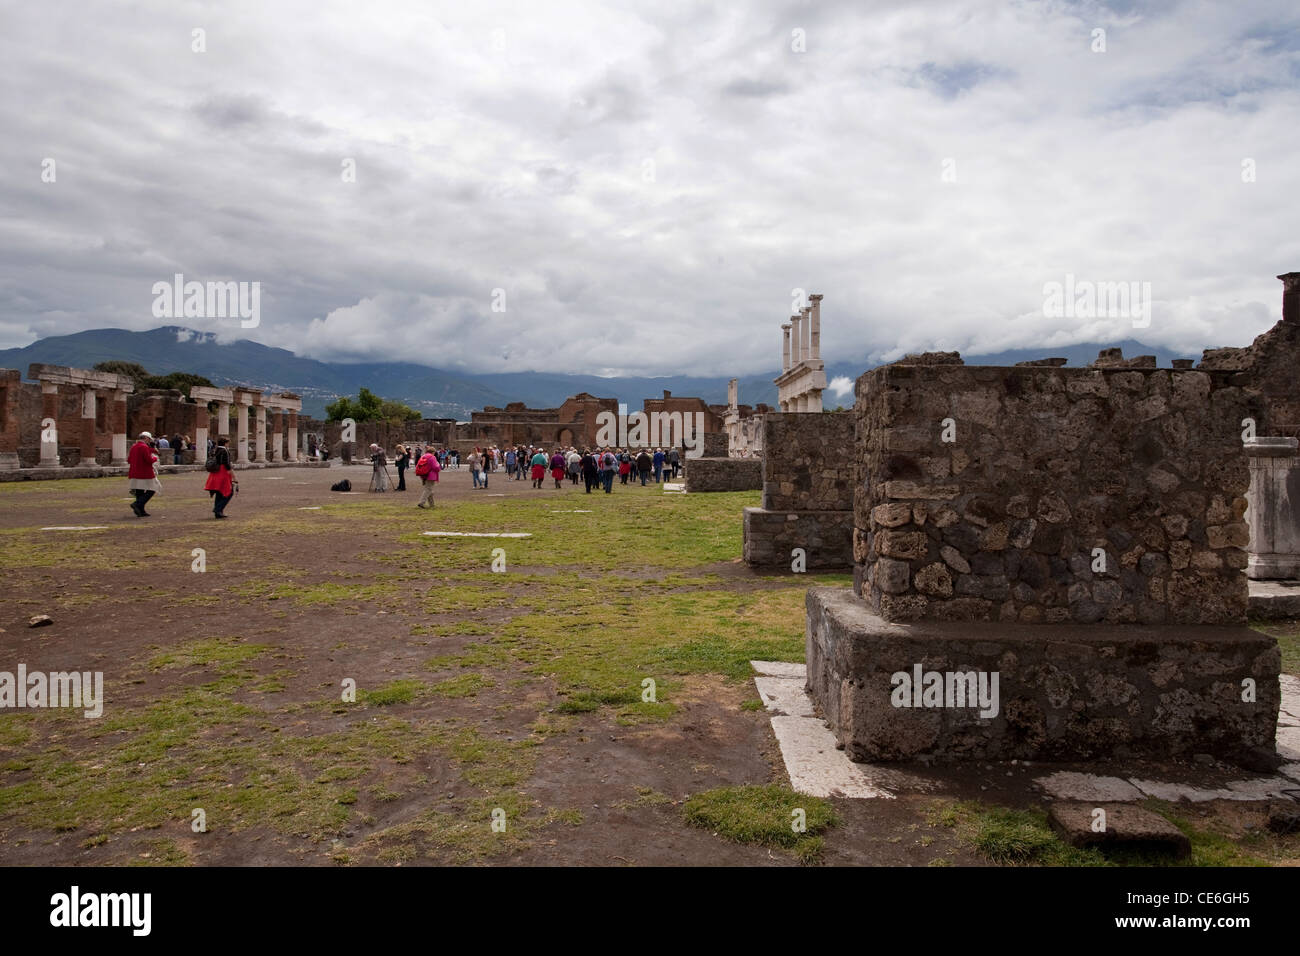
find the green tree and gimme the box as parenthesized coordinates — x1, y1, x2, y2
(140, 371, 214, 396)
(326, 387, 419, 423)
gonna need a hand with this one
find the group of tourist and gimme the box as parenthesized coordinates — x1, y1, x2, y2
(454, 444, 683, 494)
(125, 430, 236, 519)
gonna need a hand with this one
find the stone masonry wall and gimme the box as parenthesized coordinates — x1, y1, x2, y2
(854, 360, 1258, 626)
(685, 456, 762, 492)
(762, 412, 854, 512)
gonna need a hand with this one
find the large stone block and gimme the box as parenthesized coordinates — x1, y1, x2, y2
(805, 587, 1280, 763)
(684, 456, 762, 492)
(743, 508, 853, 569)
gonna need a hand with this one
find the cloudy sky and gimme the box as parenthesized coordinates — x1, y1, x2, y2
(3, 0, 1298, 377)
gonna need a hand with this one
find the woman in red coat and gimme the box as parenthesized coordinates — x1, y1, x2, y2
(127, 431, 158, 517)
(203, 436, 236, 518)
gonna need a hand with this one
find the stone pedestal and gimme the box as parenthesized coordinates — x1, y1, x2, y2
(805, 587, 1280, 764)
(253, 405, 266, 462)
(1245, 437, 1300, 579)
(287, 410, 298, 463)
(0, 370, 20, 470)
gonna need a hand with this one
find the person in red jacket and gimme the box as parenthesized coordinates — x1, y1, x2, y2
(204, 436, 236, 518)
(127, 431, 158, 517)
(414, 447, 440, 509)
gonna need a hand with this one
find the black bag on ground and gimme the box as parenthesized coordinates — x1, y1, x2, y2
(330, 479, 352, 492)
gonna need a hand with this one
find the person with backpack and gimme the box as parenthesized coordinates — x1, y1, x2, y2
(600, 448, 617, 494)
(415, 446, 440, 508)
(549, 449, 567, 489)
(204, 436, 236, 518)
(394, 443, 410, 491)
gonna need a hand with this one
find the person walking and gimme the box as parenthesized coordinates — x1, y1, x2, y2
(394, 443, 410, 491)
(653, 448, 665, 483)
(469, 448, 482, 488)
(668, 446, 681, 478)
(504, 446, 516, 479)
(127, 431, 158, 517)
(600, 448, 617, 494)
(204, 436, 236, 518)
(415, 446, 440, 508)
(550, 450, 566, 489)
(581, 449, 599, 493)
(636, 448, 652, 485)
(530, 448, 548, 488)
(369, 444, 389, 492)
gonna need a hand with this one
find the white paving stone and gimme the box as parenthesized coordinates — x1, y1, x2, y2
(755, 677, 815, 717)
(421, 531, 532, 538)
(1035, 771, 1145, 802)
(41, 526, 108, 531)
(1130, 777, 1298, 802)
(769, 716, 895, 799)
(751, 660, 807, 679)
(1280, 763, 1300, 783)
(298, 506, 321, 510)
(1276, 724, 1300, 761)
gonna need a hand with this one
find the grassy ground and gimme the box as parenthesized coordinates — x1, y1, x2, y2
(1, 470, 1296, 866)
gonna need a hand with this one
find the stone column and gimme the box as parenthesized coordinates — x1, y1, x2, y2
(800, 306, 812, 360)
(235, 401, 250, 463)
(269, 407, 282, 462)
(217, 403, 231, 439)
(809, 293, 823, 360)
(110, 389, 129, 466)
(287, 410, 299, 462)
(0, 370, 19, 470)
(254, 404, 267, 463)
(781, 324, 792, 371)
(791, 314, 803, 365)
(1280, 272, 1300, 325)
(1245, 436, 1300, 579)
(40, 381, 61, 467)
(193, 405, 209, 466)
(78, 388, 97, 466)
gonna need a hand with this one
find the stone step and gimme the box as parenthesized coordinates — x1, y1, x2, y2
(1047, 802, 1191, 857)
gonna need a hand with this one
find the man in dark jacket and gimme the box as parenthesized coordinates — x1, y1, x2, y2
(635, 449, 653, 485)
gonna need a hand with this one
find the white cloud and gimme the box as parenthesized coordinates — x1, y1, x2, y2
(1, 0, 1298, 375)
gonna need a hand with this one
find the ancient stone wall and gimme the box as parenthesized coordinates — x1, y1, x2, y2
(684, 456, 761, 492)
(854, 360, 1258, 626)
(742, 411, 854, 569)
(761, 412, 855, 512)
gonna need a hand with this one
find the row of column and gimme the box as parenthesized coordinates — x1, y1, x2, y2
(780, 294, 823, 372)
(38, 382, 130, 468)
(779, 392, 822, 413)
(34, 388, 301, 468)
(195, 402, 300, 465)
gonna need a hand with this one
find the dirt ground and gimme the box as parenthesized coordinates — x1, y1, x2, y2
(0, 463, 1295, 866)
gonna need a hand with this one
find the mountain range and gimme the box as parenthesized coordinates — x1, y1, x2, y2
(0, 327, 1200, 420)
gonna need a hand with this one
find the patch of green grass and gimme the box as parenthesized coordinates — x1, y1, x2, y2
(1252, 619, 1300, 677)
(683, 784, 836, 863)
(359, 679, 424, 706)
(429, 673, 494, 699)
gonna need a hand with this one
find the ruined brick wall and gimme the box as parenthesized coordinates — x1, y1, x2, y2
(1200, 318, 1300, 437)
(761, 412, 854, 512)
(854, 361, 1258, 626)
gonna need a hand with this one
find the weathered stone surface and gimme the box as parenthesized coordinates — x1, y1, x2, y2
(1047, 803, 1191, 856)
(805, 586, 1281, 763)
(742, 507, 852, 569)
(684, 457, 762, 492)
(853, 359, 1257, 624)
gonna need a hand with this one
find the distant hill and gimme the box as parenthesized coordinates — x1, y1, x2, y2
(0, 327, 1204, 419)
